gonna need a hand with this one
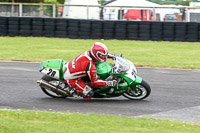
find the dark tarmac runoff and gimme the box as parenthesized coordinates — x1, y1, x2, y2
(0, 61, 200, 123)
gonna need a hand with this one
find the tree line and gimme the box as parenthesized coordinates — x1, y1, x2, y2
(0, 0, 106, 4)
(0, 0, 65, 4)
(147, 0, 198, 6)
(0, 0, 198, 6)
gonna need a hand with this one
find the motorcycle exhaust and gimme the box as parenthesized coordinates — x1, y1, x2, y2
(37, 79, 69, 96)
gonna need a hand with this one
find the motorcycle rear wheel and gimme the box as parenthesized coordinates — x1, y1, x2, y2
(40, 75, 68, 98)
(123, 80, 151, 100)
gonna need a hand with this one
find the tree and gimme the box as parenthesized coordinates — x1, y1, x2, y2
(98, 0, 106, 4)
(147, 0, 196, 6)
(0, 0, 65, 4)
(57, 0, 65, 4)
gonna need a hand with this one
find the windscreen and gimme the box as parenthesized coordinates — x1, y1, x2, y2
(114, 57, 130, 73)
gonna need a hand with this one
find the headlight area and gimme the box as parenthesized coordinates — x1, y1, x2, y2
(39, 62, 43, 72)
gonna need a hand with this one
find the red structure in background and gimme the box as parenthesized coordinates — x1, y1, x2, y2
(58, 6, 64, 17)
(124, 9, 151, 21)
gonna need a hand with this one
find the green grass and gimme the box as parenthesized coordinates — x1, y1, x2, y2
(0, 37, 200, 69)
(0, 109, 200, 133)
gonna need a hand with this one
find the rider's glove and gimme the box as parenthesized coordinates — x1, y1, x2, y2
(114, 53, 124, 58)
(106, 80, 117, 87)
(108, 54, 124, 60)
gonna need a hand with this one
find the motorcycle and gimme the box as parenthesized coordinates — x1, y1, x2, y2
(37, 56, 151, 100)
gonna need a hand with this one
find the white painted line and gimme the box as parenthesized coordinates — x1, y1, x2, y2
(1, 61, 200, 71)
(138, 66, 200, 71)
(0, 66, 37, 72)
(0, 60, 40, 64)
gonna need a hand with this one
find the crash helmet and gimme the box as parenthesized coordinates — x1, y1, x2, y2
(90, 42, 108, 63)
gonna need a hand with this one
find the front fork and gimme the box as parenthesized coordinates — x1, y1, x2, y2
(130, 76, 142, 93)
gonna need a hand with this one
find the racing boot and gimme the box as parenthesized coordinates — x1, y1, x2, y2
(83, 85, 94, 99)
(67, 87, 80, 99)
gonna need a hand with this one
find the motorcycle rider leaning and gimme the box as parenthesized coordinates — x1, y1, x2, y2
(64, 42, 118, 98)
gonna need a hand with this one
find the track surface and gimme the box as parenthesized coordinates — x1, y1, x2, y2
(0, 61, 200, 123)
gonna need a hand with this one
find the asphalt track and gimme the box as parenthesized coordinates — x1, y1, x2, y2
(0, 61, 200, 123)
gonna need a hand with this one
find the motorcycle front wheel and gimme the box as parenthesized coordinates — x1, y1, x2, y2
(123, 80, 151, 100)
(40, 75, 68, 98)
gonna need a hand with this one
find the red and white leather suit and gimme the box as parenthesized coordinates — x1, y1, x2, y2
(64, 51, 107, 94)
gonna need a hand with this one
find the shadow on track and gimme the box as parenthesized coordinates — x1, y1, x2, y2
(39, 97, 151, 104)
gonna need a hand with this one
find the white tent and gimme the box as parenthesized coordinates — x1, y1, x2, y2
(62, 0, 99, 19)
(103, 0, 160, 20)
(106, 0, 160, 7)
(104, 0, 181, 21)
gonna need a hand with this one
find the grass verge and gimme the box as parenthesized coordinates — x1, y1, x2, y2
(0, 109, 200, 133)
(0, 37, 200, 69)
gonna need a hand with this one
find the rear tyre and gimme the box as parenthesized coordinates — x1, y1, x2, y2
(40, 75, 68, 98)
(123, 80, 151, 100)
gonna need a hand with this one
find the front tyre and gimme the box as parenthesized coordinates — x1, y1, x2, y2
(123, 80, 151, 100)
(40, 75, 68, 98)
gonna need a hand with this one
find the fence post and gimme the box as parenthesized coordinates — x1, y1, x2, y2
(19, 3, 22, 17)
(39, 3, 43, 17)
(146, 9, 149, 21)
(53, 4, 56, 18)
(152, 7, 156, 21)
(185, 7, 189, 22)
(11, 3, 14, 16)
(87, 5, 89, 19)
(120, 7, 122, 20)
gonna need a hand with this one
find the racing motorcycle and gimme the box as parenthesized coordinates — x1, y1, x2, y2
(37, 56, 151, 100)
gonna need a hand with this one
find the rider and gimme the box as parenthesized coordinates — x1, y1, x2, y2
(64, 42, 117, 98)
